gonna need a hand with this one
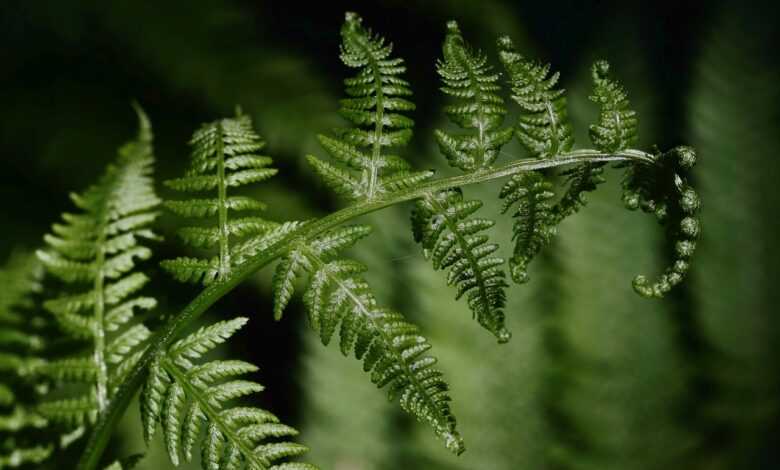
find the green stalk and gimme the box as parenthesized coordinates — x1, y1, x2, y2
(76, 149, 655, 470)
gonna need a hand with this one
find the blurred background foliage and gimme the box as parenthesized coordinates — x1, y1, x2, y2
(1, 0, 779, 468)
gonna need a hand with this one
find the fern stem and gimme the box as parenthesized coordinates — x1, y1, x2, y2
(76, 148, 655, 470)
(366, 41, 384, 199)
(93, 236, 108, 413)
(216, 120, 231, 280)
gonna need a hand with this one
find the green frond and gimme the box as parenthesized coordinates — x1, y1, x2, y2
(411, 189, 510, 342)
(140, 317, 317, 470)
(103, 454, 144, 470)
(588, 60, 638, 152)
(271, 227, 464, 455)
(498, 35, 573, 158)
(310, 12, 424, 201)
(621, 146, 699, 298)
(35, 105, 160, 420)
(499, 172, 557, 284)
(552, 163, 607, 222)
(435, 21, 513, 171)
(164, 111, 276, 283)
(0, 252, 58, 467)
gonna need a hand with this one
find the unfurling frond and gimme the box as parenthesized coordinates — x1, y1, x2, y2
(411, 189, 510, 342)
(271, 226, 464, 455)
(163, 111, 278, 284)
(500, 172, 557, 284)
(621, 147, 700, 298)
(35, 105, 159, 424)
(589, 60, 638, 153)
(498, 36, 573, 159)
(140, 317, 317, 470)
(434, 21, 513, 171)
(0, 252, 57, 467)
(307, 12, 432, 201)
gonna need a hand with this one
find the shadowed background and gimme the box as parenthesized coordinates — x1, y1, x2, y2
(1, 0, 778, 469)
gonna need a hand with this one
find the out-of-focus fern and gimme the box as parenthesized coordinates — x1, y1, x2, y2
(140, 317, 317, 470)
(162, 111, 277, 284)
(0, 252, 56, 468)
(271, 225, 464, 454)
(35, 105, 160, 427)
(306, 12, 433, 201)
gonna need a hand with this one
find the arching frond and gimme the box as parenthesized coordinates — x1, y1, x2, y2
(498, 36, 573, 159)
(434, 21, 513, 171)
(411, 189, 510, 342)
(163, 110, 277, 284)
(499, 172, 557, 284)
(271, 226, 464, 455)
(140, 317, 317, 470)
(307, 12, 432, 201)
(35, 104, 160, 425)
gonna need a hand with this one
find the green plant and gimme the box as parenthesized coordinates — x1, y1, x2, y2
(0, 12, 701, 470)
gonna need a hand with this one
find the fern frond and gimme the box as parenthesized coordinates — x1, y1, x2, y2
(35, 104, 159, 423)
(499, 172, 557, 284)
(271, 226, 464, 454)
(164, 110, 277, 284)
(434, 21, 513, 171)
(411, 189, 510, 342)
(0, 252, 58, 468)
(140, 317, 317, 470)
(621, 147, 700, 298)
(588, 60, 638, 153)
(308, 12, 432, 201)
(497, 36, 573, 159)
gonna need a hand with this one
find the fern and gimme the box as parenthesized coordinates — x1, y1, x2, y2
(271, 226, 465, 454)
(34, 104, 160, 429)
(0, 252, 56, 468)
(162, 110, 277, 284)
(435, 21, 513, 171)
(411, 189, 510, 342)
(306, 12, 433, 201)
(8, 11, 703, 470)
(141, 317, 316, 470)
(412, 23, 512, 341)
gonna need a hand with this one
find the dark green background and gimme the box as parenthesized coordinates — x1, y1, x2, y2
(1, 1, 778, 469)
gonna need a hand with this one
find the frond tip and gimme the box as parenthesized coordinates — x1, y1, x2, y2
(141, 317, 318, 470)
(621, 146, 700, 298)
(411, 189, 510, 343)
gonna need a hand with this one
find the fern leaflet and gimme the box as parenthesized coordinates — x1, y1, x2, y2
(411, 189, 510, 342)
(307, 12, 432, 201)
(141, 317, 317, 470)
(271, 226, 465, 454)
(498, 35, 573, 159)
(435, 21, 513, 171)
(163, 111, 277, 284)
(35, 104, 160, 425)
